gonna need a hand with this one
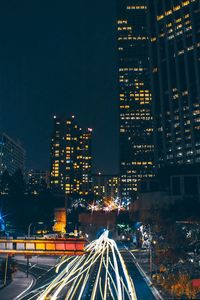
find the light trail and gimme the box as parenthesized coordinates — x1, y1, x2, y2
(21, 230, 137, 300)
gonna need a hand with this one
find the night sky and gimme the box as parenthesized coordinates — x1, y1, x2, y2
(0, 1, 118, 174)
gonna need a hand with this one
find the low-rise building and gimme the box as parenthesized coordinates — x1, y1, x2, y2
(92, 174, 119, 200)
(131, 165, 200, 222)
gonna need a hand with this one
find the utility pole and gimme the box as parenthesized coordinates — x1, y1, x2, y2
(26, 256, 29, 278)
(149, 243, 153, 276)
(4, 254, 9, 286)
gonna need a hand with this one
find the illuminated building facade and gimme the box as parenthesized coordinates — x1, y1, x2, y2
(149, 0, 200, 166)
(0, 133, 25, 175)
(50, 116, 92, 197)
(27, 170, 50, 194)
(92, 174, 119, 200)
(53, 208, 66, 234)
(117, 0, 154, 199)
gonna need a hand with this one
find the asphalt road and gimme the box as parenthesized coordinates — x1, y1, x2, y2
(15, 241, 158, 300)
(120, 249, 156, 300)
(15, 256, 59, 299)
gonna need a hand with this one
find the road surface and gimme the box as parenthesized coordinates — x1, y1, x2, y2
(120, 250, 157, 300)
(17, 232, 157, 300)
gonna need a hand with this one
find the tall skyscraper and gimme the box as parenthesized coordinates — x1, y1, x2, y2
(50, 116, 92, 197)
(117, 1, 154, 200)
(0, 133, 26, 176)
(149, 0, 200, 167)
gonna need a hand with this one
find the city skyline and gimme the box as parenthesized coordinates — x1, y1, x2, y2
(0, 1, 199, 299)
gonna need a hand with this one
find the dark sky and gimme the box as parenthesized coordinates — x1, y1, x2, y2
(0, 1, 119, 174)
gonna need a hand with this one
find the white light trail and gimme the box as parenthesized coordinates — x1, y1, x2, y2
(22, 230, 137, 300)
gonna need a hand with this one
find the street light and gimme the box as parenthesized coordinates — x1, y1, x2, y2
(27, 222, 44, 238)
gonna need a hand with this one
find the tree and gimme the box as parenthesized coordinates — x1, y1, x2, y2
(9, 169, 25, 196)
(185, 281, 200, 299)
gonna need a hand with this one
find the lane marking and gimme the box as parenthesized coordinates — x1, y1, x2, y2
(15, 279, 34, 300)
(125, 247, 163, 300)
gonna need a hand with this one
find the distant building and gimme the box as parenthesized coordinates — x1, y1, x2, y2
(0, 133, 25, 176)
(79, 211, 118, 238)
(53, 208, 66, 234)
(50, 116, 92, 198)
(131, 164, 200, 222)
(148, 0, 200, 167)
(27, 170, 50, 194)
(117, 0, 155, 199)
(92, 173, 119, 200)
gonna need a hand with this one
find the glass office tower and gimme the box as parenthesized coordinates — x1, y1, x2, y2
(149, 0, 200, 167)
(117, 0, 154, 200)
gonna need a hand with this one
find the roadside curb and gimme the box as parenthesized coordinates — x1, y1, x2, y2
(14, 274, 35, 300)
(0, 280, 12, 290)
(15, 268, 36, 300)
(0, 269, 36, 300)
(127, 249, 164, 300)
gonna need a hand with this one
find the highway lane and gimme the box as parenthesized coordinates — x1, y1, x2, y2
(15, 256, 59, 282)
(120, 250, 157, 300)
(15, 257, 60, 300)
(16, 234, 159, 300)
(20, 230, 137, 300)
